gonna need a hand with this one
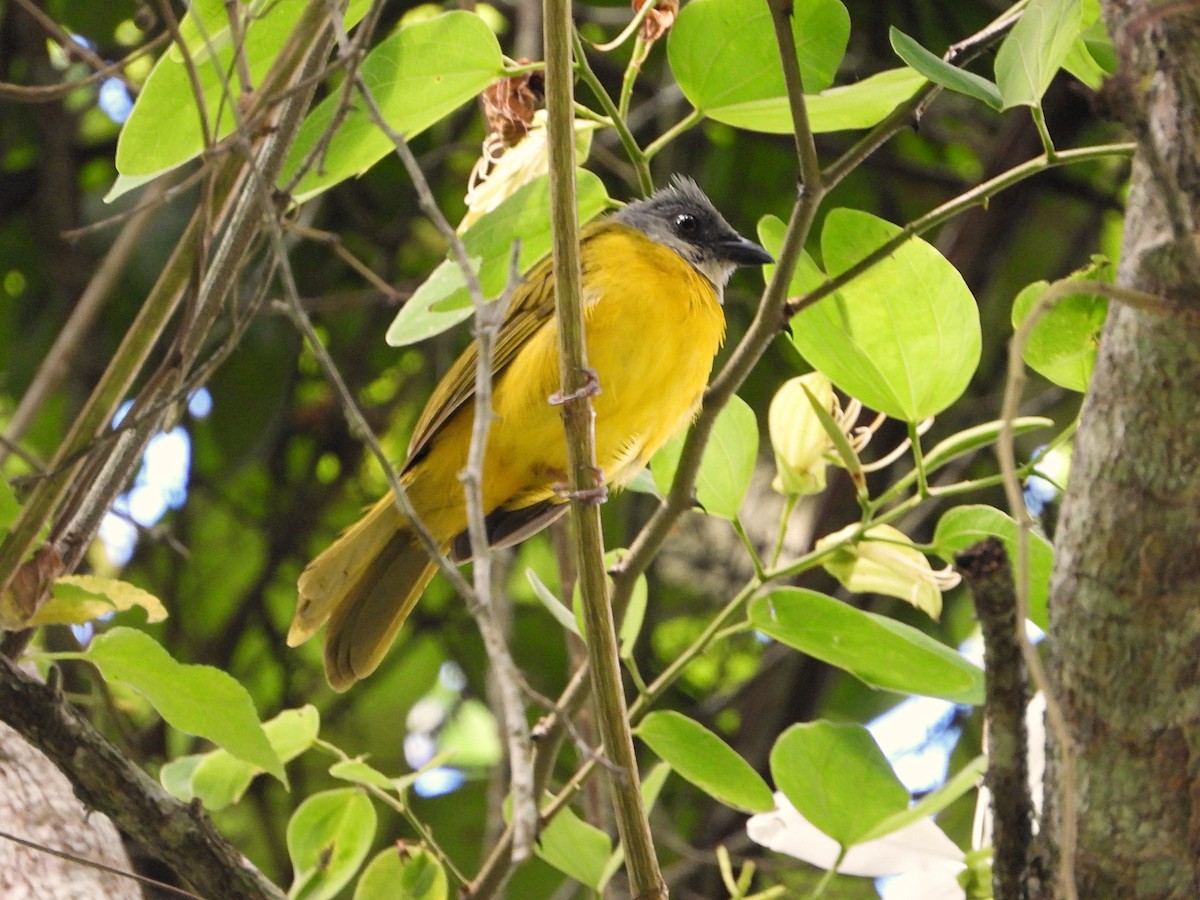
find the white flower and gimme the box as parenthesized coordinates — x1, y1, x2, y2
(816, 524, 960, 619)
(747, 791, 965, 896)
(769, 373, 837, 497)
(460, 111, 599, 232)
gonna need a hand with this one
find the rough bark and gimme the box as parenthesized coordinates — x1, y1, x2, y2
(1046, 2, 1200, 896)
(958, 539, 1033, 900)
(0, 658, 285, 900)
(0, 720, 142, 900)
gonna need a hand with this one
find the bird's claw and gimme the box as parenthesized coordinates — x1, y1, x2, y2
(554, 470, 608, 505)
(549, 368, 601, 405)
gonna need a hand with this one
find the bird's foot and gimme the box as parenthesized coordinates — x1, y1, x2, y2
(554, 470, 608, 505)
(549, 367, 601, 405)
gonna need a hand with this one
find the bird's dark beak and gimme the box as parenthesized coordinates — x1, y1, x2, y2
(718, 234, 774, 267)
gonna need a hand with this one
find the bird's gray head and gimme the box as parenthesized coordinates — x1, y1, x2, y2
(612, 176, 773, 292)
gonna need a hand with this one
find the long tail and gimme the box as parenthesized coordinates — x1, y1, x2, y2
(290, 497, 439, 691)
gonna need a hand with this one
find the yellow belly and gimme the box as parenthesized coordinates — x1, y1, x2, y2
(405, 227, 726, 535)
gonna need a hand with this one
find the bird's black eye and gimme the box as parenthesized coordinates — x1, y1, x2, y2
(673, 213, 698, 235)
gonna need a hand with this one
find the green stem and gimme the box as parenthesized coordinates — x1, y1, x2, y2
(643, 108, 703, 160)
(617, 33, 648, 120)
(787, 143, 1137, 319)
(768, 494, 798, 568)
(1031, 104, 1057, 160)
(808, 846, 846, 897)
(734, 516, 767, 581)
(571, 29, 653, 196)
(909, 420, 929, 497)
(503, 60, 546, 75)
(545, 0, 664, 896)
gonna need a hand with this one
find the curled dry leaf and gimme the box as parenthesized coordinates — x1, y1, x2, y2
(634, 0, 679, 44)
(481, 64, 544, 148)
(0, 544, 65, 629)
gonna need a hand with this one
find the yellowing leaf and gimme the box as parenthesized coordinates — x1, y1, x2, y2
(34, 575, 168, 626)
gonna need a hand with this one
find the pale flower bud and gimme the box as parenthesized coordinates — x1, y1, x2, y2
(816, 524, 960, 619)
(769, 373, 836, 497)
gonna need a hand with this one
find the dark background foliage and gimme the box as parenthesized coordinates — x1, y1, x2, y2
(0, 0, 1125, 895)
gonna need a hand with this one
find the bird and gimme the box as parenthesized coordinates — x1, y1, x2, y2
(289, 176, 773, 690)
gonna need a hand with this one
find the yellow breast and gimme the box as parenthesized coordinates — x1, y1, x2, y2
(581, 227, 726, 483)
(487, 225, 725, 503)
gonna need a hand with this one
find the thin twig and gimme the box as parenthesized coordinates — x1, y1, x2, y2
(324, 2, 541, 858)
(0, 33, 168, 102)
(283, 223, 408, 301)
(766, 0, 819, 182)
(459, 243, 539, 859)
(787, 144, 1137, 319)
(11, 0, 137, 91)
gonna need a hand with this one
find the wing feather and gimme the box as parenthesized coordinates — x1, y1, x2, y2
(403, 219, 619, 470)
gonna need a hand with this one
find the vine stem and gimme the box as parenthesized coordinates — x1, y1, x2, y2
(544, 0, 665, 895)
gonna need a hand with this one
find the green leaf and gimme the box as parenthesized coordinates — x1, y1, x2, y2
(525, 568, 581, 637)
(81, 628, 284, 781)
(669, 0, 849, 127)
(616, 558, 648, 660)
(770, 721, 909, 847)
(650, 395, 757, 519)
(641, 760, 672, 811)
(384, 257, 482, 348)
(858, 754, 987, 843)
(622, 467, 663, 499)
(1012, 279, 1107, 392)
(995, 0, 1083, 109)
(281, 12, 506, 201)
(890, 28, 1002, 109)
(791, 208, 981, 422)
(932, 505, 1053, 630)
(758, 215, 826, 298)
(688, 66, 925, 135)
(637, 711, 774, 813)
(114, 1, 371, 184)
(749, 589, 985, 704)
(386, 170, 611, 347)
(328, 759, 397, 792)
(695, 395, 758, 519)
(355, 846, 447, 900)
(922, 417, 1054, 473)
(159, 754, 205, 801)
(329, 751, 456, 796)
(804, 68, 927, 134)
(287, 788, 377, 900)
(161, 706, 320, 809)
(536, 800, 612, 889)
(1062, 19, 1116, 89)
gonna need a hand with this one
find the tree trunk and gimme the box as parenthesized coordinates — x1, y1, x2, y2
(1046, 2, 1200, 897)
(0, 721, 142, 899)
